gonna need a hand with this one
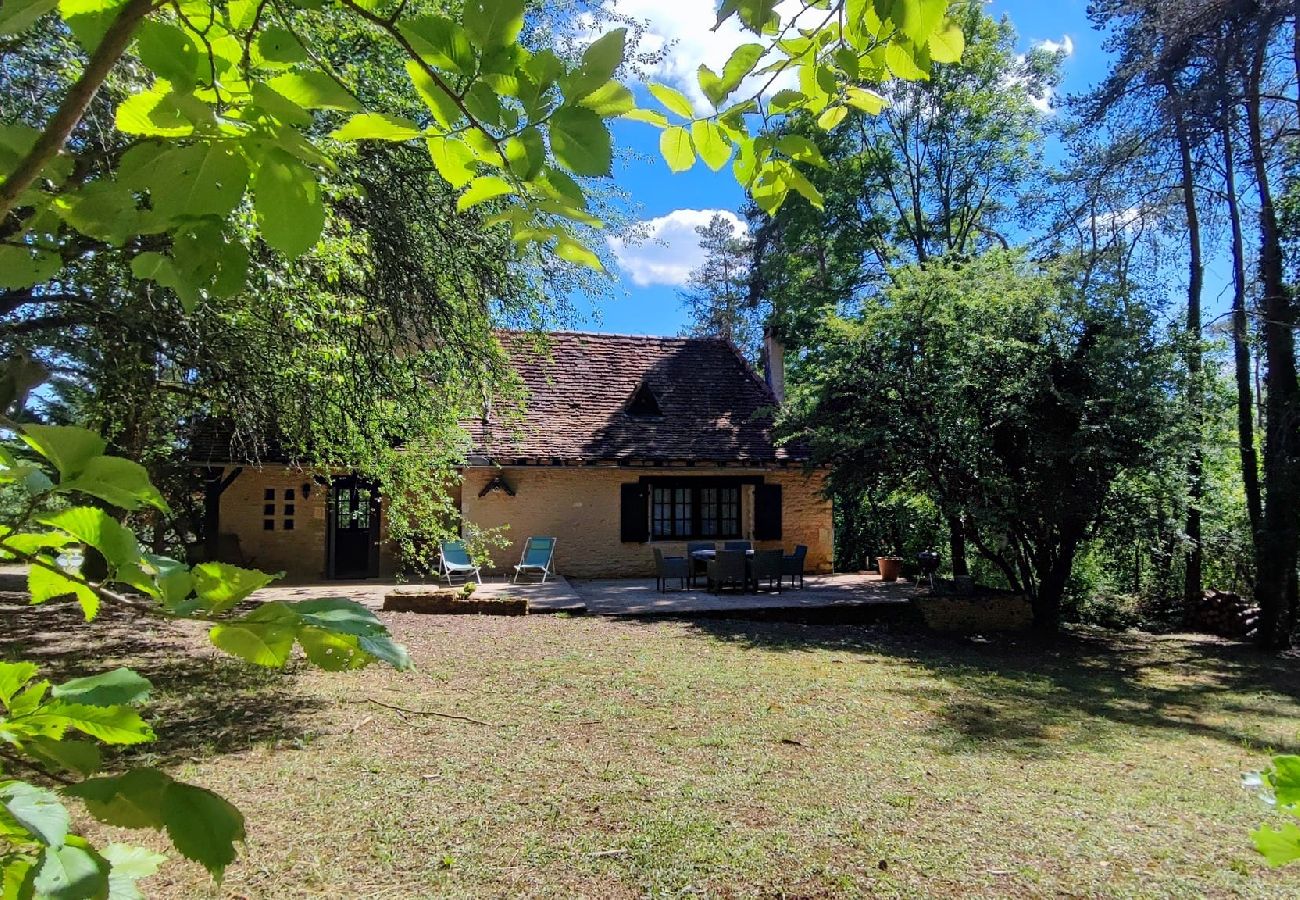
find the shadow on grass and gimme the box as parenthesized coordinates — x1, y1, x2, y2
(0, 594, 322, 767)
(635, 616, 1300, 757)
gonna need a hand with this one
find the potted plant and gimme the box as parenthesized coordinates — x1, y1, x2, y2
(876, 552, 904, 582)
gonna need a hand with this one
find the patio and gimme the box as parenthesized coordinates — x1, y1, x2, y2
(249, 571, 918, 619)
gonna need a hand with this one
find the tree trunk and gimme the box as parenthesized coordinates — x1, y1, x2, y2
(1032, 534, 1081, 635)
(1245, 52, 1300, 650)
(947, 513, 969, 577)
(1170, 87, 1205, 613)
(1219, 99, 1264, 546)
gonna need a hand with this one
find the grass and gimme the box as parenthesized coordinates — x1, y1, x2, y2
(3, 598, 1300, 898)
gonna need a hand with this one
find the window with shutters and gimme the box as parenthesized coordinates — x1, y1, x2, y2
(650, 483, 740, 540)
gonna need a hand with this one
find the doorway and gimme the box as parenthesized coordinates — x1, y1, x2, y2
(328, 475, 380, 579)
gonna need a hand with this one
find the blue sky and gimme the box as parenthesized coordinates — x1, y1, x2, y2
(572, 0, 1139, 336)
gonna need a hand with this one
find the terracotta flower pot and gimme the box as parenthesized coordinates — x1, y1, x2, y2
(877, 556, 904, 582)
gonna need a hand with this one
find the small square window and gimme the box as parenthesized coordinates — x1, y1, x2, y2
(283, 519, 295, 531)
(263, 503, 275, 516)
(264, 488, 275, 501)
(284, 488, 295, 501)
(283, 504, 295, 516)
(263, 519, 275, 531)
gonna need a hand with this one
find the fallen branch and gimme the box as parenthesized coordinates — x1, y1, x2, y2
(362, 697, 500, 728)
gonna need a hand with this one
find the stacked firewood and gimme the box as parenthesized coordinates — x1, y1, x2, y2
(1185, 590, 1260, 639)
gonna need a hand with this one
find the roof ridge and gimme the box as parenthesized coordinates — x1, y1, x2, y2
(498, 328, 728, 344)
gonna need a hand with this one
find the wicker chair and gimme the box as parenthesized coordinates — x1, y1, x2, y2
(686, 541, 715, 587)
(781, 544, 808, 589)
(707, 549, 748, 594)
(723, 540, 752, 552)
(653, 548, 689, 593)
(751, 549, 784, 593)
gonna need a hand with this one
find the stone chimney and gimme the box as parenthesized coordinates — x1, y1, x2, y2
(763, 328, 786, 403)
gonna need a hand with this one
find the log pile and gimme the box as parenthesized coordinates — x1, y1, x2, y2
(1185, 589, 1259, 639)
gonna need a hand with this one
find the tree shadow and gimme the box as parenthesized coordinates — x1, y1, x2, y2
(635, 616, 1300, 757)
(0, 594, 322, 768)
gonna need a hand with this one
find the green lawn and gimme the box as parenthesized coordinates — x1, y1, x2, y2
(5, 599, 1300, 897)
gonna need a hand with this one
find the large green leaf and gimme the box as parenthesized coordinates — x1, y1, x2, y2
(0, 0, 58, 35)
(548, 107, 612, 177)
(265, 72, 360, 111)
(51, 668, 151, 708)
(461, 0, 523, 51)
(330, 113, 424, 142)
(28, 564, 100, 620)
(0, 661, 38, 705)
(398, 16, 476, 75)
(691, 120, 730, 171)
(659, 126, 695, 173)
(115, 89, 196, 137)
(1253, 820, 1300, 867)
(648, 82, 696, 119)
(1269, 755, 1300, 806)
(101, 844, 166, 900)
(426, 136, 478, 189)
(59, 0, 129, 53)
(37, 507, 140, 569)
(0, 246, 62, 290)
(134, 19, 201, 88)
(20, 425, 105, 479)
(32, 836, 110, 900)
(148, 143, 249, 222)
(55, 456, 169, 512)
(161, 782, 245, 880)
(252, 148, 324, 258)
(254, 26, 308, 68)
(564, 27, 625, 101)
(65, 769, 168, 830)
(296, 627, 370, 671)
(35, 701, 155, 745)
(456, 175, 513, 212)
(0, 782, 69, 846)
(405, 60, 462, 129)
(579, 81, 635, 117)
(190, 562, 276, 614)
(22, 736, 103, 777)
(208, 621, 296, 667)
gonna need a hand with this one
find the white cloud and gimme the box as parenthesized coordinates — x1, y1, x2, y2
(592, 0, 810, 113)
(608, 208, 746, 287)
(1025, 35, 1075, 114)
(1037, 35, 1075, 58)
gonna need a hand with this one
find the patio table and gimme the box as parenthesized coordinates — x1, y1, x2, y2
(691, 548, 757, 592)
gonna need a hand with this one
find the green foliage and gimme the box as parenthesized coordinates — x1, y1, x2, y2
(0, 0, 962, 311)
(0, 424, 411, 894)
(1249, 755, 1300, 866)
(782, 250, 1173, 630)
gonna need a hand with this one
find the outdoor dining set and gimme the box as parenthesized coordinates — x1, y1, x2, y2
(653, 541, 808, 594)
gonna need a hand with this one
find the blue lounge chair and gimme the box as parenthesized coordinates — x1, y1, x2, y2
(513, 536, 557, 583)
(438, 540, 481, 584)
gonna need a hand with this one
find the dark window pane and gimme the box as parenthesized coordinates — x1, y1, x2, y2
(263, 519, 274, 531)
(263, 503, 275, 516)
(285, 488, 295, 501)
(284, 519, 295, 531)
(284, 504, 295, 516)
(264, 488, 275, 501)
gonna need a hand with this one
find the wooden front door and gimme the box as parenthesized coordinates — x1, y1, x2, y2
(328, 476, 380, 579)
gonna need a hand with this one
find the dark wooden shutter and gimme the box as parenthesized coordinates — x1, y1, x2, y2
(754, 483, 782, 540)
(620, 482, 649, 543)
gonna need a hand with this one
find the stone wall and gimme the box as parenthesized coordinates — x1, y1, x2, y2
(459, 466, 834, 579)
(216, 466, 398, 581)
(215, 464, 833, 581)
(914, 594, 1033, 632)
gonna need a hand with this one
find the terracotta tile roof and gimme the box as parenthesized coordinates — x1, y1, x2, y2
(466, 331, 806, 464)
